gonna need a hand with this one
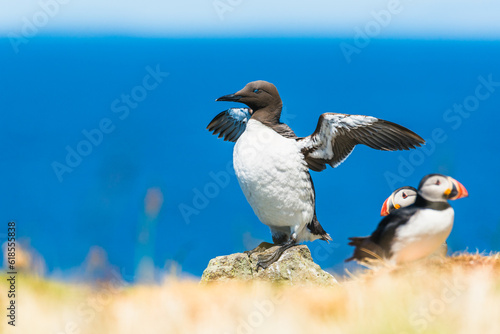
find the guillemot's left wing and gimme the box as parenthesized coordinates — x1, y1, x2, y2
(297, 113, 425, 172)
(207, 108, 253, 142)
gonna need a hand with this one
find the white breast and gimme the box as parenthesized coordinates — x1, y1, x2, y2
(390, 207, 454, 263)
(233, 119, 315, 241)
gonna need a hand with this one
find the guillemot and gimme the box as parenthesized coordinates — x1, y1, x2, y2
(207, 80, 425, 269)
(347, 174, 468, 264)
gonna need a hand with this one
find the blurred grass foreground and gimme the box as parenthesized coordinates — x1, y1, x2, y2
(1, 253, 500, 334)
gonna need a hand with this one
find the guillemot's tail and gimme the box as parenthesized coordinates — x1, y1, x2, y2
(307, 215, 332, 242)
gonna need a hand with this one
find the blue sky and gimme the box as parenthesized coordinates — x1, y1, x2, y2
(1, 0, 500, 38)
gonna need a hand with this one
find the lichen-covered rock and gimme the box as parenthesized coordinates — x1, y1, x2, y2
(201, 243, 338, 286)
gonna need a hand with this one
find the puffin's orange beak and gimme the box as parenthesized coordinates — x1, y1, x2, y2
(381, 196, 391, 216)
(448, 177, 469, 200)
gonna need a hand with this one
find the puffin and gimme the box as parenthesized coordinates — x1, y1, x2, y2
(207, 80, 425, 269)
(380, 186, 418, 216)
(347, 174, 468, 264)
(380, 185, 448, 257)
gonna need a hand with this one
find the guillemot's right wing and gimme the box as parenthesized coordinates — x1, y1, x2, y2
(297, 113, 425, 172)
(207, 108, 252, 142)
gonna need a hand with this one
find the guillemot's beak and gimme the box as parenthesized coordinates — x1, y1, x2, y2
(446, 177, 468, 200)
(381, 195, 399, 216)
(216, 93, 242, 102)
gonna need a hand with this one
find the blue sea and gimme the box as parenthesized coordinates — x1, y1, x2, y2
(1, 37, 500, 280)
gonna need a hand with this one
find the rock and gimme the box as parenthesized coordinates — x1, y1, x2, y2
(201, 243, 338, 285)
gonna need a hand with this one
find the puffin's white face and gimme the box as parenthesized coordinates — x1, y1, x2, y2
(381, 186, 417, 216)
(418, 174, 468, 202)
(394, 187, 418, 207)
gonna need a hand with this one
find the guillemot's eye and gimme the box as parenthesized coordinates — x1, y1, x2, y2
(253, 89, 260, 94)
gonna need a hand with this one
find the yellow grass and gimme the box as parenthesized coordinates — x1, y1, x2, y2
(1, 253, 500, 334)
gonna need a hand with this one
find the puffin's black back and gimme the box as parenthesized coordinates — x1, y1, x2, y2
(369, 205, 421, 256)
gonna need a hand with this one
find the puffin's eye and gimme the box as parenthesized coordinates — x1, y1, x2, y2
(435, 180, 441, 185)
(253, 89, 260, 93)
(402, 192, 408, 199)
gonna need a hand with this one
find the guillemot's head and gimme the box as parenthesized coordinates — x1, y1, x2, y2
(417, 174, 468, 202)
(381, 186, 417, 216)
(216, 80, 282, 111)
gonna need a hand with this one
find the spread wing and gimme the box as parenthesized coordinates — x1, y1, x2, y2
(206, 108, 253, 142)
(297, 113, 425, 171)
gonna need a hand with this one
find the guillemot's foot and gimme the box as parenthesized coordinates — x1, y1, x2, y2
(256, 241, 296, 271)
(244, 242, 275, 257)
